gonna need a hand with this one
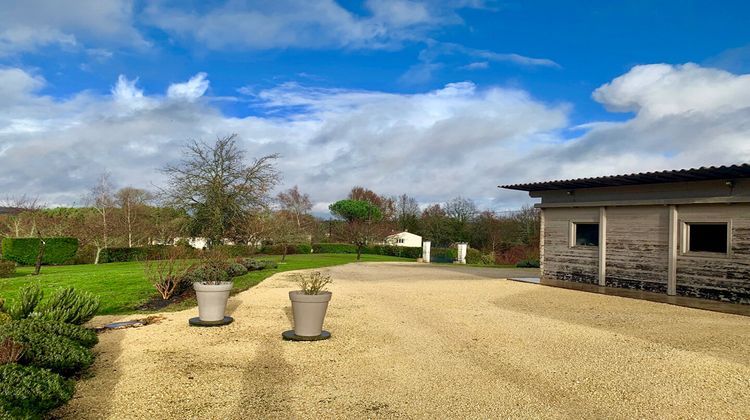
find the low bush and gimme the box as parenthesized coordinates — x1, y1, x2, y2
(227, 263, 248, 278)
(516, 259, 540, 268)
(0, 322, 93, 376)
(260, 260, 278, 270)
(183, 265, 229, 284)
(37, 288, 100, 325)
(12, 319, 98, 349)
(260, 243, 312, 255)
(465, 247, 494, 265)
(0, 363, 74, 418)
(0, 260, 15, 278)
(7, 283, 43, 321)
(312, 243, 357, 254)
(0, 237, 79, 266)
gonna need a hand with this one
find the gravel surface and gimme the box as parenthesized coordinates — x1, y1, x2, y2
(57, 262, 750, 419)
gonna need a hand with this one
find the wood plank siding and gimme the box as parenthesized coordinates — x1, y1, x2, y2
(676, 204, 750, 303)
(542, 207, 599, 284)
(540, 203, 750, 304)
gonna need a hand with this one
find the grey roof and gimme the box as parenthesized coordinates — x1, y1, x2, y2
(500, 164, 750, 192)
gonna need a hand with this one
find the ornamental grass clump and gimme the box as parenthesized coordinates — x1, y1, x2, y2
(295, 271, 332, 295)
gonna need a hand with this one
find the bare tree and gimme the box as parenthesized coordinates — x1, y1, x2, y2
(277, 185, 312, 228)
(395, 194, 420, 232)
(269, 211, 308, 261)
(88, 173, 115, 264)
(444, 196, 477, 243)
(116, 187, 153, 247)
(160, 134, 280, 246)
(0, 195, 43, 237)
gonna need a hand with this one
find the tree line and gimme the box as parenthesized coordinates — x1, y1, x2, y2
(0, 135, 540, 265)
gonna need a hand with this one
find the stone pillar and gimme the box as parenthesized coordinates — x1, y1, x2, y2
(422, 241, 431, 263)
(457, 243, 467, 264)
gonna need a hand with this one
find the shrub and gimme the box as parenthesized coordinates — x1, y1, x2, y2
(98, 245, 176, 263)
(260, 260, 278, 270)
(37, 288, 100, 325)
(12, 319, 98, 349)
(143, 247, 193, 300)
(212, 244, 257, 258)
(363, 245, 422, 259)
(226, 263, 248, 278)
(0, 261, 15, 278)
(260, 244, 312, 255)
(0, 237, 79, 266)
(183, 265, 229, 284)
(516, 259, 540, 268)
(7, 283, 43, 321)
(0, 322, 93, 376)
(465, 247, 494, 265)
(0, 364, 74, 418)
(240, 258, 263, 271)
(312, 243, 357, 254)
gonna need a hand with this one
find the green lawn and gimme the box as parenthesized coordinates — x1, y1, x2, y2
(0, 254, 411, 316)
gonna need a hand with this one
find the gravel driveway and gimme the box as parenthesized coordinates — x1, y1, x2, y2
(58, 262, 750, 419)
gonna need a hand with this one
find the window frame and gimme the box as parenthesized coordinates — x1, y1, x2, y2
(569, 220, 600, 248)
(680, 219, 732, 258)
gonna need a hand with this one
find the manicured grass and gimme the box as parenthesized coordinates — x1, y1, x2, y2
(0, 254, 411, 315)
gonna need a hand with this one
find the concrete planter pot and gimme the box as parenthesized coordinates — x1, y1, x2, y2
(289, 291, 332, 337)
(194, 281, 233, 322)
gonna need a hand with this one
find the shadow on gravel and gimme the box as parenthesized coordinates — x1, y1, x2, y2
(52, 329, 126, 419)
(235, 336, 295, 417)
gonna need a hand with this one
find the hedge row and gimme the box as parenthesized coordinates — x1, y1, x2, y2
(1, 237, 79, 266)
(98, 244, 259, 263)
(311, 243, 422, 259)
(260, 244, 312, 255)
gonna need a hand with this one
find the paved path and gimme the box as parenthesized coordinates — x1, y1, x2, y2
(58, 263, 750, 419)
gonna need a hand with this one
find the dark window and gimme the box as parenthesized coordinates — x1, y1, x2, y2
(575, 223, 599, 246)
(688, 223, 728, 253)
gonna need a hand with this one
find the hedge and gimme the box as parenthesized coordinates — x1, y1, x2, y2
(1, 237, 79, 266)
(311, 243, 422, 258)
(260, 244, 312, 255)
(312, 243, 357, 254)
(99, 245, 180, 263)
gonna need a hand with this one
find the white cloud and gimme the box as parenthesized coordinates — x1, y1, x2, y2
(167, 73, 210, 101)
(144, 0, 477, 50)
(461, 61, 489, 70)
(1, 63, 750, 211)
(0, 0, 147, 55)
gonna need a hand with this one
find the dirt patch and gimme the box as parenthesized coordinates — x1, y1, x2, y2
(56, 262, 750, 419)
(137, 288, 196, 311)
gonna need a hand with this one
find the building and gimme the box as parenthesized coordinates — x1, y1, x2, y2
(502, 164, 750, 304)
(385, 231, 423, 248)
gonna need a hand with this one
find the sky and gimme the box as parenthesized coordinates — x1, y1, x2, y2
(2, 0, 750, 214)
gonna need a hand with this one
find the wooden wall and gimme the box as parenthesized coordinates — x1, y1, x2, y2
(676, 204, 750, 303)
(542, 207, 599, 284)
(605, 206, 669, 292)
(540, 203, 750, 304)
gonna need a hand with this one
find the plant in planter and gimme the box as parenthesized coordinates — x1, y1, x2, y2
(288, 271, 332, 337)
(191, 251, 233, 325)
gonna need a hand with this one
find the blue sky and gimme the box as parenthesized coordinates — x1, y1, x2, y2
(2, 0, 750, 211)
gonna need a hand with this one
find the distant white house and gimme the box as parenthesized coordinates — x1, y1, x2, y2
(384, 231, 422, 247)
